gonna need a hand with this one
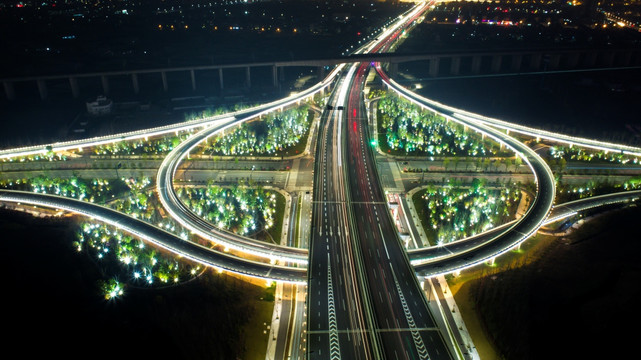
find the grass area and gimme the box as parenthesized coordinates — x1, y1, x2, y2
(241, 283, 275, 360)
(255, 190, 286, 245)
(277, 110, 315, 158)
(0, 209, 266, 359)
(376, 108, 413, 157)
(412, 189, 435, 246)
(293, 195, 302, 247)
(447, 205, 641, 359)
(445, 233, 558, 360)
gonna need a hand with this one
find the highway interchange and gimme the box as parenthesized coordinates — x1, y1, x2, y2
(2, 1, 641, 359)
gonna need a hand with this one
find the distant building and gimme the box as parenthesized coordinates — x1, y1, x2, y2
(86, 95, 113, 116)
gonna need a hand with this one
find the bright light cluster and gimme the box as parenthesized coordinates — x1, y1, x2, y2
(418, 181, 521, 245)
(378, 95, 499, 157)
(204, 106, 311, 156)
(101, 278, 124, 300)
(1, 175, 113, 203)
(91, 132, 192, 156)
(77, 222, 200, 287)
(549, 145, 640, 165)
(177, 182, 279, 237)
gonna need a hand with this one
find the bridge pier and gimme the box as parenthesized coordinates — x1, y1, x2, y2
(511, 54, 522, 72)
(634, 51, 641, 66)
(388, 62, 399, 77)
(602, 52, 615, 67)
(487, 257, 496, 266)
(132, 73, 140, 94)
(491, 55, 502, 73)
(429, 58, 439, 77)
(272, 65, 278, 87)
(190, 69, 196, 91)
(450, 56, 460, 75)
(69, 77, 79, 98)
(3, 81, 15, 101)
(471, 56, 482, 74)
(567, 53, 580, 68)
(619, 51, 632, 67)
(246, 66, 251, 88)
(548, 54, 560, 70)
(37, 79, 48, 100)
(101, 75, 110, 95)
(161, 71, 168, 92)
(584, 52, 597, 67)
(530, 53, 542, 70)
(219, 68, 224, 89)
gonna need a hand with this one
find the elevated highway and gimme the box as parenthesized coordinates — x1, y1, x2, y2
(0, 189, 307, 283)
(376, 64, 557, 278)
(155, 66, 347, 265)
(407, 190, 641, 265)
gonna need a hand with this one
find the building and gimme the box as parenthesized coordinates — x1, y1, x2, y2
(86, 95, 113, 116)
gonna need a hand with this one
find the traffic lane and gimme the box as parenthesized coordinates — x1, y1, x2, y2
(308, 99, 370, 359)
(346, 73, 451, 359)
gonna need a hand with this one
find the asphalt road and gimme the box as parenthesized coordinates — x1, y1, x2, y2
(307, 71, 373, 360)
(344, 61, 453, 359)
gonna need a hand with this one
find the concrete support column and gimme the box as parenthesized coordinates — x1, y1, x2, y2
(511, 54, 522, 72)
(245, 67, 251, 88)
(161, 71, 168, 92)
(36, 79, 47, 100)
(491, 55, 502, 73)
(101, 75, 110, 95)
(389, 62, 399, 77)
(450, 57, 461, 75)
(69, 77, 79, 98)
(584, 52, 597, 67)
(429, 58, 439, 77)
(272, 65, 278, 87)
(471, 56, 482, 74)
(190, 69, 196, 91)
(619, 51, 632, 67)
(567, 53, 580, 68)
(634, 51, 641, 66)
(131, 73, 140, 94)
(3, 81, 15, 101)
(530, 53, 542, 70)
(548, 54, 560, 70)
(218, 68, 224, 89)
(603, 52, 615, 67)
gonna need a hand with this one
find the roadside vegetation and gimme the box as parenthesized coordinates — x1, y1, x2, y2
(377, 94, 507, 157)
(413, 179, 522, 245)
(201, 106, 312, 157)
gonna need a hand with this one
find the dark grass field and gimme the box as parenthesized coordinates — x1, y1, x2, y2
(466, 205, 641, 359)
(0, 208, 269, 360)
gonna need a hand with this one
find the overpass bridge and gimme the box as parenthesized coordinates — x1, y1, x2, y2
(3, 47, 640, 101)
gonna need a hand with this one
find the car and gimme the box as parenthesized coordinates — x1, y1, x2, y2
(326, 105, 333, 110)
(336, 106, 344, 110)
